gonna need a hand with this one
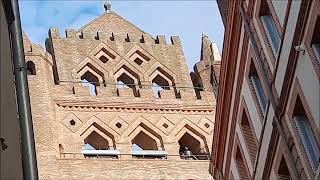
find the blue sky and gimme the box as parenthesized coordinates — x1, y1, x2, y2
(19, 0, 224, 71)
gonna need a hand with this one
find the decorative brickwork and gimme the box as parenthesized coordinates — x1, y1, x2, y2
(23, 4, 220, 180)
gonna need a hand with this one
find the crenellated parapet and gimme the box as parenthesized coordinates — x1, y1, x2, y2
(50, 27, 181, 46)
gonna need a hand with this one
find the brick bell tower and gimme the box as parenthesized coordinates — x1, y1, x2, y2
(24, 2, 219, 179)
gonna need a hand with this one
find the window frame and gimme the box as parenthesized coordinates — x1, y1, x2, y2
(260, 15, 281, 55)
(254, 0, 283, 66)
(303, 1, 320, 79)
(238, 98, 259, 166)
(286, 78, 320, 175)
(245, 56, 268, 121)
(294, 115, 320, 170)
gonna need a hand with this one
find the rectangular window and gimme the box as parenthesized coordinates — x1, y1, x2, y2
(250, 75, 267, 113)
(261, 15, 280, 54)
(294, 115, 320, 170)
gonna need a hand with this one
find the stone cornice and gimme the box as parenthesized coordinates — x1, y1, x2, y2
(56, 100, 215, 114)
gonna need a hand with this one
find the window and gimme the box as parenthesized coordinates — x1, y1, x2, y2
(277, 156, 291, 180)
(294, 116, 320, 170)
(293, 96, 320, 170)
(116, 73, 139, 97)
(178, 132, 208, 160)
(261, 15, 280, 54)
(235, 146, 250, 179)
(240, 108, 257, 164)
(312, 44, 320, 64)
(81, 77, 97, 96)
(311, 16, 320, 64)
(84, 131, 110, 150)
(259, 1, 280, 55)
(249, 62, 267, 115)
(26, 61, 36, 75)
(250, 75, 266, 112)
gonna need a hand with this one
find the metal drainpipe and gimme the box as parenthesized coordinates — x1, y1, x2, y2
(9, 0, 39, 179)
(239, 6, 299, 179)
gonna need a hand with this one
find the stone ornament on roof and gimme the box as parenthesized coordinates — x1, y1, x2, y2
(104, 1, 111, 12)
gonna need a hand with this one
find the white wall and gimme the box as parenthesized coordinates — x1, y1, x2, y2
(271, 0, 288, 27)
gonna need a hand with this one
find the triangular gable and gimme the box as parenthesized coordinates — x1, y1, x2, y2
(78, 11, 154, 39)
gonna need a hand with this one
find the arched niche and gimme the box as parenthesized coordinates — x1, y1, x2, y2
(114, 65, 141, 97)
(80, 123, 116, 150)
(132, 131, 157, 150)
(175, 124, 209, 159)
(128, 123, 164, 151)
(78, 63, 106, 96)
(149, 67, 179, 98)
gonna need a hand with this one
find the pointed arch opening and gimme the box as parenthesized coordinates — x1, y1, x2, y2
(152, 74, 170, 98)
(176, 125, 210, 160)
(115, 65, 141, 97)
(81, 71, 99, 96)
(129, 123, 166, 159)
(132, 131, 158, 151)
(81, 123, 118, 158)
(178, 132, 208, 160)
(78, 63, 106, 96)
(150, 67, 179, 99)
(84, 131, 109, 150)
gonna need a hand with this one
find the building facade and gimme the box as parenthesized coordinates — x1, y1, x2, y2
(23, 3, 221, 179)
(211, 0, 319, 179)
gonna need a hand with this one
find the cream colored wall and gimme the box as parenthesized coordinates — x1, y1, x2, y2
(281, 49, 320, 179)
(271, 0, 288, 27)
(254, 106, 274, 180)
(295, 52, 320, 128)
(222, 23, 245, 173)
(269, 169, 278, 180)
(275, 0, 302, 95)
(242, 78, 262, 139)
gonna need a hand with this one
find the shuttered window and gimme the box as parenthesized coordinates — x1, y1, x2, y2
(240, 110, 258, 165)
(250, 75, 267, 113)
(293, 96, 320, 171)
(235, 147, 250, 180)
(312, 44, 320, 64)
(294, 115, 320, 170)
(261, 15, 280, 54)
(278, 156, 291, 180)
